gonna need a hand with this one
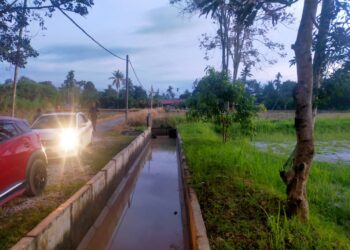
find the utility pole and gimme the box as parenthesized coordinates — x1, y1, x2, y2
(125, 55, 129, 121)
(12, 0, 27, 117)
(150, 85, 154, 110)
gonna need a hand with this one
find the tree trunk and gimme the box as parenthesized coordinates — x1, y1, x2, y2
(312, 0, 334, 124)
(282, 0, 318, 222)
(11, 0, 27, 117)
(232, 24, 244, 82)
(218, 9, 227, 74)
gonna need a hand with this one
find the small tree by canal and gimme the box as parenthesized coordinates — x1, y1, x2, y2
(186, 68, 258, 142)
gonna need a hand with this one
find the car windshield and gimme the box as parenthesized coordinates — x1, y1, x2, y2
(32, 115, 76, 129)
(0, 122, 18, 142)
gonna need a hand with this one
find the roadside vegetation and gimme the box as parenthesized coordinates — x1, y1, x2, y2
(178, 117, 350, 249)
(0, 72, 191, 122)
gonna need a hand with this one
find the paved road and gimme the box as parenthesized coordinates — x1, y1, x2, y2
(96, 117, 125, 133)
(94, 117, 124, 137)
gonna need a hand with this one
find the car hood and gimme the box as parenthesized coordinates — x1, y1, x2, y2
(32, 128, 65, 141)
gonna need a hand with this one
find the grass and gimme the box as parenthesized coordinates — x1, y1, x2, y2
(0, 127, 137, 249)
(250, 116, 350, 141)
(0, 204, 56, 248)
(126, 109, 163, 127)
(178, 118, 350, 249)
(86, 130, 136, 172)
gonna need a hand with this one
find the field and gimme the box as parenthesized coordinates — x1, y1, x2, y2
(178, 113, 350, 249)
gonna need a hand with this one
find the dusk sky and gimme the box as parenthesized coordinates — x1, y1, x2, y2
(0, 0, 303, 93)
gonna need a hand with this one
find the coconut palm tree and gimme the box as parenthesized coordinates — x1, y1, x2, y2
(109, 70, 124, 91)
(109, 70, 124, 109)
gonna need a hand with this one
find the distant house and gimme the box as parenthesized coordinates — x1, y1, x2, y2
(159, 99, 184, 110)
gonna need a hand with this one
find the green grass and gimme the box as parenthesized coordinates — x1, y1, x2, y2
(85, 130, 136, 172)
(0, 204, 56, 249)
(178, 121, 350, 249)
(250, 116, 350, 141)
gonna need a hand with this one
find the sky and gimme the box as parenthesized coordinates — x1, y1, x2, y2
(0, 0, 303, 93)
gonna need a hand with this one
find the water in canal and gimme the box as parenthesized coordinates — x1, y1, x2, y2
(82, 137, 185, 250)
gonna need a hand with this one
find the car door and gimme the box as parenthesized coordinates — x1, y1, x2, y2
(15, 121, 35, 180)
(0, 122, 28, 195)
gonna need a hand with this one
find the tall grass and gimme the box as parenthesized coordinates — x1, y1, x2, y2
(246, 117, 350, 141)
(126, 109, 163, 127)
(126, 109, 186, 127)
(0, 97, 56, 122)
(178, 121, 350, 249)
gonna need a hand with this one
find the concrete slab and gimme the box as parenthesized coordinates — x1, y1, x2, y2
(69, 185, 94, 247)
(103, 161, 116, 185)
(27, 203, 71, 250)
(10, 237, 36, 250)
(87, 172, 106, 200)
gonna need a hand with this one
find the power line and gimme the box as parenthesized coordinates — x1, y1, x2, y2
(57, 5, 148, 90)
(129, 59, 145, 88)
(56, 6, 126, 61)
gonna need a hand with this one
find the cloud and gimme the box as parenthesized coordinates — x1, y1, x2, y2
(135, 6, 194, 35)
(37, 45, 145, 62)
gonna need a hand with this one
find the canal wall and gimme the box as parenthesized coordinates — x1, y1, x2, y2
(177, 133, 210, 250)
(11, 128, 151, 250)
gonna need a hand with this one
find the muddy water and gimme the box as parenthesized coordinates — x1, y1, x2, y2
(254, 141, 350, 165)
(83, 137, 185, 250)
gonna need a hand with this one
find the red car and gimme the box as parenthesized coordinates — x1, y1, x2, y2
(0, 116, 48, 206)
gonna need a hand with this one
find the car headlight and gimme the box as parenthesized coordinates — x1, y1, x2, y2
(59, 129, 79, 151)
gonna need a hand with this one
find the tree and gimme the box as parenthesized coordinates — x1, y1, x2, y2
(99, 85, 118, 109)
(188, 68, 257, 139)
(280, 0, 318, 222)
(1, 0, 94, 115)
(109, 70, 124, 92)
(188, 68, 234, 118)
(240, 64, 253, 82)
(280, 0, 350, 222)
(80, 81, 99, 107)
(319, 65, 350, 110)
(171, 0, 293, 80)
(312, 0, 350, 119)
(179, 89, 191, 100)
(0, 76, 59, 114)
(0, 0, 94, 66)
(109, 70, 124, 108)
(166, 85, 176, 99)
(60, 70, 80, 108)
(271, 72, 283, 110)
(130, 85, 148, 108)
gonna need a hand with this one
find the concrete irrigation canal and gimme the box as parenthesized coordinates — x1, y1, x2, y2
(80, 137, 185, 250)
(13, 127, 209, 250)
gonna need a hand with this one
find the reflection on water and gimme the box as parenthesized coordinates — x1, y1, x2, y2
(83, 137, 184, 250)
(108, 137, 183, 250)
(254, 141, 350, 165)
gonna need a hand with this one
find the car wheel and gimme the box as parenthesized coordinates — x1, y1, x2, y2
(26, 158, 47, 196)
